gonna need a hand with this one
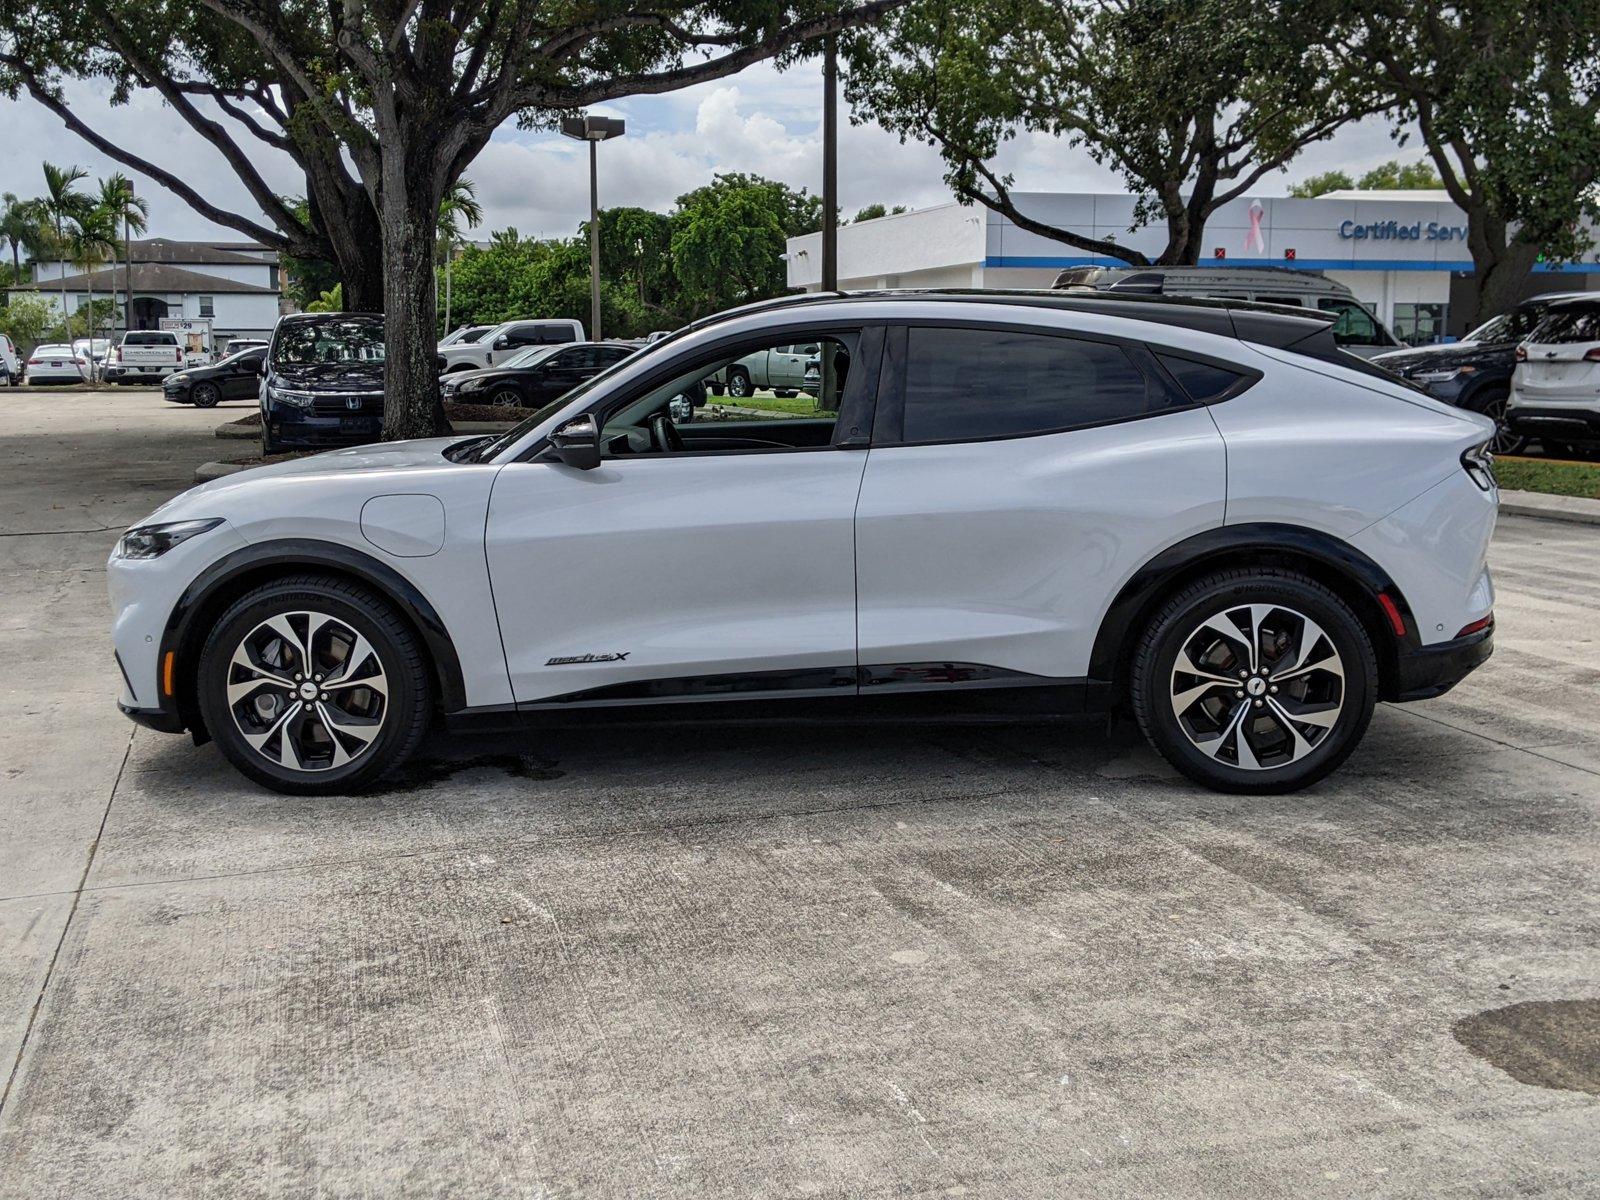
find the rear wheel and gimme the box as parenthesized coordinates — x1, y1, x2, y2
(196, 576, 432, 795)
(191, 381, 221, 408)
(1131, 569, 1377, 794)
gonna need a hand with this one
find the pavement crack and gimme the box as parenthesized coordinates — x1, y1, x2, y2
(0, 730, 131, 1119)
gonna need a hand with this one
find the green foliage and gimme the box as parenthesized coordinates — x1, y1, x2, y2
(847, 0, 1369, 263)
(304, 284, 344, 313)
(850, 203, 908, 222)
(0, 293, 57, 355)
(1287, 170, 1355, 198)
(671, 176, 797, 315)
(1357, 159, 1442, 190)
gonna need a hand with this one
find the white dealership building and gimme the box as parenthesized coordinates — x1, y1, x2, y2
(785, 190, 1600, 343)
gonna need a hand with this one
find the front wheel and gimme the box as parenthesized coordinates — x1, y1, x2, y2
(191, 381, 221, 408)
(196, 575, 433, 794)
(488, 385, 522, 408)
(1130, 569, 1377, 794)
(726, 369, 752, 400)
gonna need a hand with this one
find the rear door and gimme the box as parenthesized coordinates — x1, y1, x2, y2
(854, 323, 1228, 687)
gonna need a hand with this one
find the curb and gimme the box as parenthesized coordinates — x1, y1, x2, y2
(1499, 488, 1600, 528)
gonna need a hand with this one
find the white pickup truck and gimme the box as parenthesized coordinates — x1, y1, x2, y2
(708, 342, 819, 399)
(107, 330, 186, 383)
(436, 318, 585, 372)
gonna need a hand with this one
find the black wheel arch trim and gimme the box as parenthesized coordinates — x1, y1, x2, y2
(159, 539, 469, 733)
(1088, 522, 1420, 698)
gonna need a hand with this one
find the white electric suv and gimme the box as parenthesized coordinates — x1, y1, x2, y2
(109, 292, 1498, 796)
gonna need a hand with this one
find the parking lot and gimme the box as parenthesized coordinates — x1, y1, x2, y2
(2, 390, 1596, 1197)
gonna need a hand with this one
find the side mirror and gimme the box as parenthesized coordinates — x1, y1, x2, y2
(494, 335, 509, 350)
(549, 414, 602, 470)
(257, 358, 269, 377)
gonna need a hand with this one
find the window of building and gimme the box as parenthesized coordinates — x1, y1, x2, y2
(899, 328, 1170, 444)
(1393, 302, 1448, 346)
(198, 296, 215, 318)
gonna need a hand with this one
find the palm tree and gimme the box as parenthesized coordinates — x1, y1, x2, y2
(97, 173, 148, 339)
(40, 163, 91, 340)
(436, 179, 483, 334)
(0, 193, 47, 284)
(68, 210, 118, 380)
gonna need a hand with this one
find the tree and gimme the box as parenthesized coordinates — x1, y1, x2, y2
(671, 174, 813, 314)
(0, 292, 56, 356)
(1337, 1, 1600, 322)
(38, 161, 89, 335)
(848, 0, 1378, 264)
(850, 202, 907, 221)
(598, 207, 679, 322)
(437, 179, 484, 334)
(1357, 158, 1442, 190)
(1287, 170, 1355, 198)
(97, 172, 147, 338)
(0, 191, 47, 282)
(67, 206, 118, 374)
(3, 1, 905, 441)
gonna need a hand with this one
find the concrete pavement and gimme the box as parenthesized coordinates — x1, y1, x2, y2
(1, 391, 1596, 1197)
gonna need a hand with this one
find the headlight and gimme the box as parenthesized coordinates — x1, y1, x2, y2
(168, 373, 190, 384)
(113, 518, 224, 560)
(267, 385, 315, 409)
(459, 377, 488, 392)
(1412, 365, 1477, 384)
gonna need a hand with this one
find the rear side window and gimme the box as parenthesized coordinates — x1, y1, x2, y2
(1317, 299, 1383, 346)
(124, 331, 178, 345)
(537, 325, 576, 344)
(899, 327, 1172, 443)
(1156, 353, 1249, 403)
(1530, 305, 1600, 344)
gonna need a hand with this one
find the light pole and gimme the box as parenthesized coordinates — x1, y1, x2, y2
(560, 114, 626, 342)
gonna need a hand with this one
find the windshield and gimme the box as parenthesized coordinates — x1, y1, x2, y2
(502, 344, 566, 369)
(1464, 306, 1548, 344)
(212, 347, 261, 369)
(273, 317, 385, 367)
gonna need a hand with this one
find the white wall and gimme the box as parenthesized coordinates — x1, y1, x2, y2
(787, 204, 987, 290)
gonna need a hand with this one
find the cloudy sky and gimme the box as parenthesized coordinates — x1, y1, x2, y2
(1, 59, 1417, 244)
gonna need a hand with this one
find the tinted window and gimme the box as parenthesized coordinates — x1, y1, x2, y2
(1157, 353, 1247, 402)
(599, 346, 634, 364)
(1530, 305, 1600, 344)
(900, 328, 1167, 443)
(125, 332, 178, 346)
(553, 347, 600, 370)
(1317, 299, 1383, 346)
(1255, 295, 1305, 307)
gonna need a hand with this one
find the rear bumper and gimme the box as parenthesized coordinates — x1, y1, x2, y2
(1393, 627, 1493, 701)
(1505, 405, 1600, 445)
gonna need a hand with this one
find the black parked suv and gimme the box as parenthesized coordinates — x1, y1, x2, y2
(260, 313, 386, 454)
(1371, 292, 1591, 454)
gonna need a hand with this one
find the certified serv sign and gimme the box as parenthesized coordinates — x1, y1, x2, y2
(1339, 218, 1469, 242)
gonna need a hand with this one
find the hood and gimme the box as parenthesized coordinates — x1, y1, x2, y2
(271, 362, 385, 390)
(444, 364, 521, 387)
(1371, 341, 1507, 373)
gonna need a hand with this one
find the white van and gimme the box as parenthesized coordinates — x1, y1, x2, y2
(436, 318, 585, 372)
(1053, 266, 1402, 358)
(0, 333, 19, 385)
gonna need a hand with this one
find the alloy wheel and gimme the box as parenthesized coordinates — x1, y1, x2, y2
(1483, 397, 1524, 456)
(225, 610, 389, 772)
(490, 386, 522, 408)
(1169, 602, 1345, 771)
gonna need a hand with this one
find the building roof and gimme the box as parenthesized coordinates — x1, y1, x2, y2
(10, 262, 278, 295)
(1316, 189, 1455, 203)
(124, 238, 278, 266)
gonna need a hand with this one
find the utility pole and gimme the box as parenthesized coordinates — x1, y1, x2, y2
(820, 35, 840, 411)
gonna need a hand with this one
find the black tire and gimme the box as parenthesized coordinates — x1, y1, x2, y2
(1474, 387, 1525, 456)
(261, 431, 282, 456)
(196, 575, 432, 795)
(488, 385, 522, 408)
(1130, 568, 1378, 794)
(774, 388, 797, 398)
(708, 383, 725, 397)
(726, 368, 752, 399)
(191, 381, 221, 408)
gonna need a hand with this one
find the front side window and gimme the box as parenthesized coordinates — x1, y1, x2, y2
(898, 327, 1172, 444)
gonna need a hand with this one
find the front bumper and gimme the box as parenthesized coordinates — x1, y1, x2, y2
(266, 410, 383, 448)
(1394, 627, 1494, 701)
(162, 378, 194, 402)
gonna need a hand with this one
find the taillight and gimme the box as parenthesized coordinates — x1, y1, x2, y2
(26, 358, 40, 366)
(1514, 345, 1528, 362)
(1461, 443, 1496, 491)
(1584, 348, 1600, 362)
(1456, 614, 1494, 638)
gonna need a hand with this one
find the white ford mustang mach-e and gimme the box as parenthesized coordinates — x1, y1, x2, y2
(109, 292, 1498, 795)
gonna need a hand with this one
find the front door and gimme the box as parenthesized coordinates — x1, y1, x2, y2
(484, 328, 877, 705)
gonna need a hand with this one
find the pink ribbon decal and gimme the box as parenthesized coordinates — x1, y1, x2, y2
(1244, 200, 1266, 254)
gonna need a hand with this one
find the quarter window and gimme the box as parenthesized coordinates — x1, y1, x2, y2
(1156, 353, 1248, 403)
(899, 328, 1171, 443)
